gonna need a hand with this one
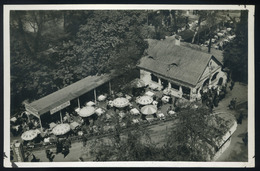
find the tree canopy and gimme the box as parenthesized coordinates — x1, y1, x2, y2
(87, 106, 229, 161)
(10, 10, 149, 115)
(223, 11, 248, 83)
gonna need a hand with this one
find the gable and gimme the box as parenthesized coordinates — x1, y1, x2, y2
(199, 58, 221, 82)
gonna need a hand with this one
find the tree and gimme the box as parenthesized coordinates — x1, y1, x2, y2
(88, 106, 229, 161)
(223, 10, 248, 83)
(10, 10, 149, 115)
(74, 10, 148, 75)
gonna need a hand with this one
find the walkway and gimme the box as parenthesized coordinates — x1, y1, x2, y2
(213, 81, 248, 161)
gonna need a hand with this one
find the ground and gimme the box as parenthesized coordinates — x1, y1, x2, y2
(22, 81, 248, 162)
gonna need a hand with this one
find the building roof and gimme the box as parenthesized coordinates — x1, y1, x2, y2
(137, 37, 222, 87)
(25, 71, 118, 116)
(181, 41, 224, 65)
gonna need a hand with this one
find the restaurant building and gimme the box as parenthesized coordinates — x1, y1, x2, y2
(137, 36, 227, 101)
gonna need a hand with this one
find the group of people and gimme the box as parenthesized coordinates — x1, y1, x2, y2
(11, 112, 40, 137)
(55, 137, 72, 158)
(44, 136, 71, 162)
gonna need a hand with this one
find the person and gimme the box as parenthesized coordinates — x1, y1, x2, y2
(157, 100, 162, 110)
(56, 139, 63, 154)
(62, 146, 70, 158)
(228, 98, 236, 110)
(167, 106, 173, 115)
(237, 111, 243, 124)
(213, 95, 219, 107)
(78, 157, 84, 162)
(230, 81, 235, 91)
(82, 134, 88, 147)
(45, 149, 55, 162)
(233, 98, 237, 109)
(30, 153, 40, 162)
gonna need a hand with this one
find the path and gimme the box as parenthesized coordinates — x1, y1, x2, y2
(213, 81, 248, 161)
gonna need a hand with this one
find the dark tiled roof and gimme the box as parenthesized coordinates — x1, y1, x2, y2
(26, 71, 119, 116)
(138, 37, 221, 87)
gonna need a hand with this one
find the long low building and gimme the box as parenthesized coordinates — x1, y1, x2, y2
(137, 36, 227, 101)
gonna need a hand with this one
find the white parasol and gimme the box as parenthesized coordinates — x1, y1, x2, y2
(21, 130, 38, 141)
(78, 106, 96, 117)
(112, 97, 129, 108)
(136, 96, 153, 105)
(52, 123, 71, 135)
(141, 105, 157, 115)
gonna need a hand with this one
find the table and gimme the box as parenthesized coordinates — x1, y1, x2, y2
(149, 84, 161, 91)
(75, 108, 80, 113)
(95, 108, 105, 116)
(125, 94, 132, 100)
(145, 91, 155, 96)
(86, 101, 96, 106)
(152, 101, 158, 106)
(49, 122, 57, 129)
(168, 110, 176, 116)
(130, 108, 140, 115)
(163, 88, 171, 95)
(78, 131, 83, 136)
(44, 137, 50, 143)
(119, 112, 126, 118)
(70, 122, 80, 130)
(132, 119, 139, 124)
(162, 96, 170, 103)
(103, 125, 113, 132)
(98, 95, 107, 101)
(108, 100, 113, 107)
(157, 113, 165, 120)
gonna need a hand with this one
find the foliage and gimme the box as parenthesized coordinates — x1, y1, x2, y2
(10, 10, 148, 115)
(89, 121, 156, 161)
(88, 107, 228, 161)
(148, 10, 186, 39)
(223, 11, 248, 83)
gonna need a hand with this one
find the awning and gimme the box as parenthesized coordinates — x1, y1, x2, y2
(25, 71, 119, 116)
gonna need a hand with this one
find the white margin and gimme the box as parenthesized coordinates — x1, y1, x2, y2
(3, 4, 255, 168)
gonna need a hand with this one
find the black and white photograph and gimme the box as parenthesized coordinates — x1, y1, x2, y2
(3, 4, 255, 167)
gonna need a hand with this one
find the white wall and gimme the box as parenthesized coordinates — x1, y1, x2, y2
(140, 69, 151, 85)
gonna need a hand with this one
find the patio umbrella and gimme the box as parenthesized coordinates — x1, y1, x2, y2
(52, 123, 70, 135)
(78, 106, 95, 117)
(21, 130, 38, 141)
(136, 96, 153, 105)
(113, 97, 129, 108)
(141, 105, 157, 115)
(131, 78, 146, 88)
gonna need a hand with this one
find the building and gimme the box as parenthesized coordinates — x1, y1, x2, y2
(137, 36, 227, 101)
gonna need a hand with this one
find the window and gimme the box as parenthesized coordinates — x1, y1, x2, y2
(182, 86, 190, 100)
(151, 74, 158, 82)
(211, 72, 219, 81)
(182, 86, 191, 95)
(171, 82, 179, 90)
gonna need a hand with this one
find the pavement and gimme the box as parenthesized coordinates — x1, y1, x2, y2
(26, 81, 248, 162)
(213, 81, 248, 161)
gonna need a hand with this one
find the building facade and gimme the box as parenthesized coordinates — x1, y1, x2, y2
(137, 36, 227, 101)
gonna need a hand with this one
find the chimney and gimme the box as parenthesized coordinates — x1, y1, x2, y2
(175, 35, 181, 46)
(208, 38, 212, 53)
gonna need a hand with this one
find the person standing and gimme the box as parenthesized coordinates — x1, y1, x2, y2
(45, 149, 55, 162)
(230, 81, 235, 91)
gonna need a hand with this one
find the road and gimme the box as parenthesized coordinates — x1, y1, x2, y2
(214, 82, 248, 161)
